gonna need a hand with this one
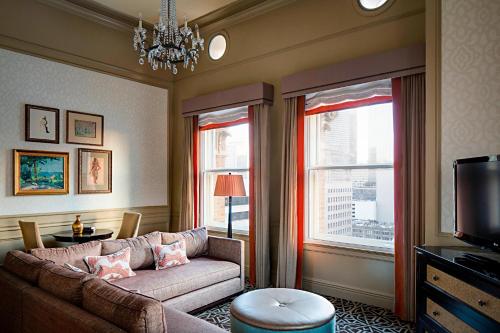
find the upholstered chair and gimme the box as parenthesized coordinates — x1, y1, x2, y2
(116, 212, 142, 239)
(18, 220, 45, 252)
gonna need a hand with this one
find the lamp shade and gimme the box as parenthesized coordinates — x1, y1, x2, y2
(214, 174, 246, 197)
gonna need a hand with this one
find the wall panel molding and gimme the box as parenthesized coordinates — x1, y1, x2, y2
(303, 277, 394, 310)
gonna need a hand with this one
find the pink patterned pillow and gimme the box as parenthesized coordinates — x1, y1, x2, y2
(153, 240, 190, 270)
(84, 247, 136, 281)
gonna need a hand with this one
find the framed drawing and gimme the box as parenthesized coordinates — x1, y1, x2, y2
(13, 150, 69, 195)
(66, 111, 104, 146)
(25, 104, 60, 144)
(78, 148, 112, 194)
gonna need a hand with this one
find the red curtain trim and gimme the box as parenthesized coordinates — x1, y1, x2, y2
(248, 106, 256, 286)
(198, 118, 249, 131)
(391, 77, 404, 318)
(305, 95, 393, 116)
(193, 116, 199, 229)
(296, 95, 306, 289)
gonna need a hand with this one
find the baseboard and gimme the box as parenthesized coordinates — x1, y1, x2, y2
(302, 276, 394, 310)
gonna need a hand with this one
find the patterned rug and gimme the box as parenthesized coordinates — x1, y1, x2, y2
(195, 290, 414, 333)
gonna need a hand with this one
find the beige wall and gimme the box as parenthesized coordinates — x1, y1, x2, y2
(170, 0, 425, 308)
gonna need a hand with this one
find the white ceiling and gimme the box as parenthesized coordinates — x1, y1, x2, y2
(92, 0, 238, 24)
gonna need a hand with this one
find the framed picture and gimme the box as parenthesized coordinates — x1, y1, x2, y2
(66, 111, 104, 146)
(13, 150, 69, 195)
(25, 104, 60, 144)
(78, 148, 112, 194)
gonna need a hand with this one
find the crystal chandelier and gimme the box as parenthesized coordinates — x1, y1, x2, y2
(133, 0, 204, 75)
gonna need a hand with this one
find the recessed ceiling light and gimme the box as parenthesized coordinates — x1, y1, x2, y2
(208, 34, 227, 61)
(358, 0, 389, 10)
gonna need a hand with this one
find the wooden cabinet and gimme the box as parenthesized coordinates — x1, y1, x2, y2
(416, 246, 500, 333)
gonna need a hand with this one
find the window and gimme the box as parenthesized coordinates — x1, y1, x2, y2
(305, 97, 394, 251)
(208, 34, 227, 61)
(358, 0, 388, 10)
(200, 123, 249, 233)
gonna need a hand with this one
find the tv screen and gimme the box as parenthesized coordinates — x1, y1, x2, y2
(454, 155, 500, 251)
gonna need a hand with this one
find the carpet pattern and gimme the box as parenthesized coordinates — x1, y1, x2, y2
(195, 292, 414, 333)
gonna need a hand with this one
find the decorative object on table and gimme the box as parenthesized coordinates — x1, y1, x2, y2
(78, 148, 112, 194)
(83, 226, 96, 234)
(230, 288, 336, 333)
(25, 104, 60, 144)
(52, 229, 114, 244)
(13, 149, 69, 195)
(214, 173, 246, 238)
(117, 212, 142, 239)
(18, 220, 45, 251)
(133, 0, 204, 75)
(66, 110, 104, 146)
(72, 215, 84, 235)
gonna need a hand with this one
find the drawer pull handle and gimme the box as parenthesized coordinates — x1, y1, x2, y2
(432, 311, 440, 317)
(478, 300, 487, 307)
(432, 275, 439, 281)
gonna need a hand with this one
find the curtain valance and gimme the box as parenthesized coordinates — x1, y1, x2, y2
(198, 106, 248, 127)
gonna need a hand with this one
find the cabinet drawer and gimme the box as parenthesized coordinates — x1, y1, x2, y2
(426, 299, 477, 333)
(427, 265, 500, 321)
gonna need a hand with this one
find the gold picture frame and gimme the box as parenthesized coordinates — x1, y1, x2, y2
(78, 148, 112, 194)
(13, 149, 69, 196)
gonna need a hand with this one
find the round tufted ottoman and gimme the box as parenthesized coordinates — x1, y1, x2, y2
(230, 288, 335, 333)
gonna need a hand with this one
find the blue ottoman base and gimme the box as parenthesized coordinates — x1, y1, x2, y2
(231, 316, 336, 333)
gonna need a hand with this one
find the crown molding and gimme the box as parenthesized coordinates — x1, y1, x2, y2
(36, 0, 289, 34)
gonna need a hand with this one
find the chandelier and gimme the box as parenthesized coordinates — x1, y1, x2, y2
(133, 0, 204, 75)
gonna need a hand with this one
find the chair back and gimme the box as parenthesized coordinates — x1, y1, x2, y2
(18, 220, 44, 252)
(116, 212, 142, 239)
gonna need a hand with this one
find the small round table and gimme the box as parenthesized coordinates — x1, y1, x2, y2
(230, 288, 335, 333)
(52, 229, 114, 243)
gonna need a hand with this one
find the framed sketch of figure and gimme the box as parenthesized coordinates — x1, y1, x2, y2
(25, 104, 60, 144)
(67, 111, 104, 146)
(78, 148, 112, 194)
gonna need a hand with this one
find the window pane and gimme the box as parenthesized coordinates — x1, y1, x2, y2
(201, 124, 249, 170)
(202, 171, 249, 232)
(307, 103, 393, 167)
(308, 168, 394, 249)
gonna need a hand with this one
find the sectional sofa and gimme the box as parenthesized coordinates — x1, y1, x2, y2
(0, 228, 244, 333)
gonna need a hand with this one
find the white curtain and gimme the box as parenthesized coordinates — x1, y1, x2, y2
(179, 116, 195, 232)
(198, 106, 248, 127)
(252, 104, 271, 288)
(276, 97, 299, 288)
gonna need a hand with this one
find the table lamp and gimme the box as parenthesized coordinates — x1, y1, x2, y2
(214, 173, 246, 238)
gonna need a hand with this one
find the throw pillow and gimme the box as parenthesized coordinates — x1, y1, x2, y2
(84, 247, 136, 281)
(31, 241, 102, 273)
(153, 240, 190, 270)
(160, 227, 208, 258)
(64, 263, 86, 273)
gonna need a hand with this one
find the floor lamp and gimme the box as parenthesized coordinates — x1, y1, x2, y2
(214, 173, 246, 238)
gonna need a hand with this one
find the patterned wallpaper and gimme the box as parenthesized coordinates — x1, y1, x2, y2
(0, 48, 169, 215)
(440, 0, 500, 232)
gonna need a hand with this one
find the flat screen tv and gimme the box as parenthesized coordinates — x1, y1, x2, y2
(454, 155, 500, 252)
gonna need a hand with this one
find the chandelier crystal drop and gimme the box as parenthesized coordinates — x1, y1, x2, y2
(133, 0, 204, 75)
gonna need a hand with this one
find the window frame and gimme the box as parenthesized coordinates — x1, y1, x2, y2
(304, 102, 395, 254)
(198, 120, 250, 236)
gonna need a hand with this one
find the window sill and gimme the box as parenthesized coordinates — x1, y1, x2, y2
(206, 226, 249, 238)
(304, 240, 394, 262)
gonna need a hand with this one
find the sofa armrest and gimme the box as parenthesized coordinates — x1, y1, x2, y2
(207, 236, 244, 287)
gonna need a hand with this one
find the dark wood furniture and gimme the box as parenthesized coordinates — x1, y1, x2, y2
(53, 229, 113, 243)
(416, 246, 500, 333)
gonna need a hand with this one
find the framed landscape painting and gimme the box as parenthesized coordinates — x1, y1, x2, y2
(66, 111, 104, 146)
(25, 104, 60, 144)
(78, 148, 112, 194)
(14, 150, 69, 195)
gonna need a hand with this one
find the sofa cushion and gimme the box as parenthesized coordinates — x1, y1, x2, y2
(85, 247, 136, 281)
(161, 227, 208, 258)
(82, 278, 165, 333)
(111, 257, 240, 302)
(38, 262, 94, 306)
(101, 231, 161, 270)
(163, 306, 226, 333)
(31, 241, 102, 273)
(153, 240, 190, 270)
(3, 250, 50, 284)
